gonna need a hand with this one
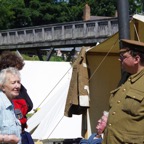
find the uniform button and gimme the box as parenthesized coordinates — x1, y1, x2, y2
(117, 100, 120, 104)
(123, 88, 126, 92)
(109, 123, 111, 126)
(133, 96, 135, 98)
(112, 111, 116, 115)
(128, 78, 131, 81)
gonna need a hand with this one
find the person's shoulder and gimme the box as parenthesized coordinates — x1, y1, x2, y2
(0, 92, 5, 109)
(79, 138, 89, 144)
(89, 133, 97, 138)
(0, 91, 6, 101)
(0, 92, 12, 108)
(88, 133, 102, 143)
(21, 84, 27, 91)
(79, 133, 99, 144)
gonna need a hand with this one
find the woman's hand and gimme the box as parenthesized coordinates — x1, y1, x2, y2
(0, 134, 20, 144)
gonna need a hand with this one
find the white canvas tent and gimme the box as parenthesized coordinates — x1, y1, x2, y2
(20, 61, 82, 140)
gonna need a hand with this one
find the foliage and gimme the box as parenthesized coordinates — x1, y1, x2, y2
(0, 0, 143, 29)
(22, 54, 40, 60)
(129, 0, 144, 14)
(50, 56, 65, 61)
(0, 0, 15, 29)
(22, 54, 65, 61)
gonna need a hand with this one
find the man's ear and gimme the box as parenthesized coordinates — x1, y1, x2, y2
(134, 55, 140, 64)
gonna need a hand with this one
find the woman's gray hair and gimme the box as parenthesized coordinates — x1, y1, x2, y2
(0, 67, 21, 86)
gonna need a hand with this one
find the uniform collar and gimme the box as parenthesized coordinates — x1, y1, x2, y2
(130, 68, 144, 83)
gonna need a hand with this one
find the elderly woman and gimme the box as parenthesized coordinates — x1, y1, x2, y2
(0, 67, 22, 144)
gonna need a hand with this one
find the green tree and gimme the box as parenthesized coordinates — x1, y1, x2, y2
(0, 0, 15, 29)
(0, 0, 143, 30)
(129, 0, 143, 14)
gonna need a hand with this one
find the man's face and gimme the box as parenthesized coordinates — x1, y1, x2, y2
(119, 50, 138, 74)
(2, 73, 21, 100)
(96, 115, 108, 135)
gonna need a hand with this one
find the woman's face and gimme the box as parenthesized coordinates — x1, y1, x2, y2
(2, 73, 21, 100)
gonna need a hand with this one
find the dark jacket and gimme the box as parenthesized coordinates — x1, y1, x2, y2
(15, 84, 33, 112)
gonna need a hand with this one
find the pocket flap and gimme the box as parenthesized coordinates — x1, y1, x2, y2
(127, 89, 144, 101)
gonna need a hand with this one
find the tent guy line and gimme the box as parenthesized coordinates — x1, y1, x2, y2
(36, 66, 73, 109)
(89, 37, 119, 81)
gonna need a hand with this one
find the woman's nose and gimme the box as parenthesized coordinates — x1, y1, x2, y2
(16, 82, 21, 88)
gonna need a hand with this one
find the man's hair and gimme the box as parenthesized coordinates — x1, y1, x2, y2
(130, 50, 144, 63)
(121, 39, 144, 64)
(0, 51, 24, 71)
(0, 67, 21, 86)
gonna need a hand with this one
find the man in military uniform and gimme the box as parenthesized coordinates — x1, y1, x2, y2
(102, 39, 144, 144)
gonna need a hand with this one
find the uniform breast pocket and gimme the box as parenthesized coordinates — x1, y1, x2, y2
(122, 89, 144, 116)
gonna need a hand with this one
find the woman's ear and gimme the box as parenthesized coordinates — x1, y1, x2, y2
(1, 85, 5, 92)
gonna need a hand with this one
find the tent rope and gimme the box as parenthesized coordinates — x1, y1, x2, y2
(37, 66, 73, 109)
(133, 23, 140, 41)
(47, 115, 65, 139)
(88, 38, 119, 82)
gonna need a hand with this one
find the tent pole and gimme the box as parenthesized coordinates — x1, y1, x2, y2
(117, 0, 131, 86)
(117, 0, 130, 47)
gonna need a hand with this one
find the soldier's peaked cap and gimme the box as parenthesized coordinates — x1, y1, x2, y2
(121, 39, 144, 53)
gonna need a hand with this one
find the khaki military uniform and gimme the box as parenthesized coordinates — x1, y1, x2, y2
(102, 68, 144, 144)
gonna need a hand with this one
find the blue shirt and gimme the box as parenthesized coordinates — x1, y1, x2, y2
(80, 133, 102, 144)
(0, 91, 22, 144)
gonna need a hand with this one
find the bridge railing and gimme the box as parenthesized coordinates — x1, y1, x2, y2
(0, 18, 118, 45)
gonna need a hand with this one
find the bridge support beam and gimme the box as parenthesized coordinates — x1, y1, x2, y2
(36, 49, 44, 61)
(66, 47, 76, 62)
(46, 47, 55, 61)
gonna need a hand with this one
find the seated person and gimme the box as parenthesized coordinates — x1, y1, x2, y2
(79, 111, 109, 144)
